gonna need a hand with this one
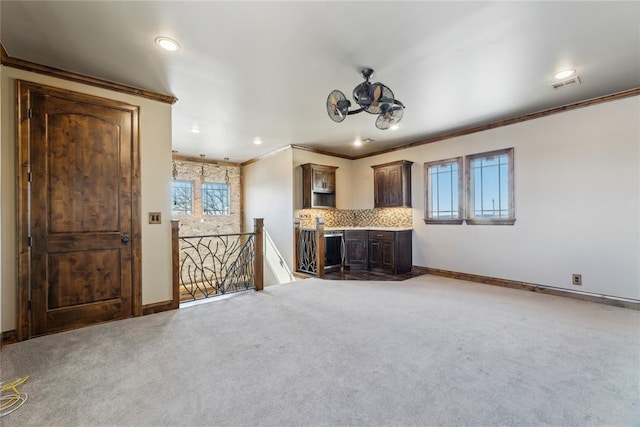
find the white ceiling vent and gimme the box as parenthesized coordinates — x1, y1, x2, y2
(551, 76, 581, 89)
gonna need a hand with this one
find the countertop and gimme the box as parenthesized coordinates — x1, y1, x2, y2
(324, 226, 413, 232)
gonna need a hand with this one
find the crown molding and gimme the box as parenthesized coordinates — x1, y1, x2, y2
(248, 87, 640, 164)
(352, 87, 640, 160)
(240, 145, 294, 167)
(172, 154, 239, 167)
(0, 42, 178, 105)
(289, 144, 355, 160)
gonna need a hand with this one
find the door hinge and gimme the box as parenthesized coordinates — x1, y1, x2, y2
(27, 236, 32, 247)
(28, 172, 32, 182)
(28, 300, 32, 311)
(28, 108, 32, 119)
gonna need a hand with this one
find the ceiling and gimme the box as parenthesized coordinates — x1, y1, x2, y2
(2, 1, 639, 163)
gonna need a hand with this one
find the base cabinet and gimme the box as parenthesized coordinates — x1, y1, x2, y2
(368, 230, 412, 274)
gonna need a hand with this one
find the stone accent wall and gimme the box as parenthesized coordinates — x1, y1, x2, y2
(297, 208, 412, 229)
(172, 158, 241, 236)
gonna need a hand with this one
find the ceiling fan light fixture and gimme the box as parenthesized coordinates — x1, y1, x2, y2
(326, 68, 405, 130)
(553, 69, 576, 80)
(155, 37, 180, 52)
(353, 82, 372, 107)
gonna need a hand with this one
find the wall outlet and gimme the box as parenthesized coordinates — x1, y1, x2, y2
(572, 273, 582, 286)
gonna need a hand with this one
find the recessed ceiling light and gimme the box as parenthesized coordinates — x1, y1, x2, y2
(190, 126, 200, 134)
(253, 137, 262, 145)
(354, 138, 362, 147)
(553, 69, 576, 80)
(389, 124, 400, 131)
(155, 37, 180, 51)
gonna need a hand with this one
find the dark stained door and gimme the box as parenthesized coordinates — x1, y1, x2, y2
(24, 83, 139, 336)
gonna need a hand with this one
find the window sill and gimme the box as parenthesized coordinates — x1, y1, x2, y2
(465, 218, 516, 226)
(424, 219, 464, 225)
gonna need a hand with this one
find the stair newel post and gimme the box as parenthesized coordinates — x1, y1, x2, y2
(293, 218, 301, 273)
(171, 220, 180, 308)
(316, 217, 325, 278)
(254, 218, 264, 291)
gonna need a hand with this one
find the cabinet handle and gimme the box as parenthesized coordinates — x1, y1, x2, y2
(376, 234, 384, 237)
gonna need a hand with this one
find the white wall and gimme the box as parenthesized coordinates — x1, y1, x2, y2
(1, 66, 174, 331)
(352, 96, 640, 300)
(242, 148, 294, 286)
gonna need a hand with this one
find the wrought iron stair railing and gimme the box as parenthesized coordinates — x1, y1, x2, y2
(172, 218, 264, 304)
(294, 217, 325, 277)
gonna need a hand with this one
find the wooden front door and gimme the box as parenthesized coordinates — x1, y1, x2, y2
(17, 81, 141, 338)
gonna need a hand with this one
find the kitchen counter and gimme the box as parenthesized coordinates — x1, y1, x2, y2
(324, 226, 413, 232)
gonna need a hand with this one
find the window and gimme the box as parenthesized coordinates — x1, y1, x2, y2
(466, 148, 515, 225)
(172, 180, 193, 216)
(202, 183, 229, 215)
(424, 157, 463, 224)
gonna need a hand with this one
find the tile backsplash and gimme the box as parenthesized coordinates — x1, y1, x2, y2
(297, 208, 412, 228)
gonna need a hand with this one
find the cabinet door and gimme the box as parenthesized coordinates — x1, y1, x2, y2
(312, 169, 328, 191)
(345, 239, 368, 268)
(312, 168, 336, 193)
(325, 170, 335, 192)
(381, 240, 395, 270)
(369, 240, 382, 269)
(374, 169, 387, 207)
(386, 166, 402, 207)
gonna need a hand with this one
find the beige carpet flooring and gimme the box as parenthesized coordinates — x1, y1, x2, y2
(1, 274, 638, 426)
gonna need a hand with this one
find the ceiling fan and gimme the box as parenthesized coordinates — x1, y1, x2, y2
(326, 68, 405, 130)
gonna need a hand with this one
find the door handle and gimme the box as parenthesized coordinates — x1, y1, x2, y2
(121, 234, 130, 244)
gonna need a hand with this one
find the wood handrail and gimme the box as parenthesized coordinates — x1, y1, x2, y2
(171, 220, 180, 309)
(254, 218, 264, 291)
(316, 217, 325, 278)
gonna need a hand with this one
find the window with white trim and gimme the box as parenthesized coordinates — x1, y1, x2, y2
(172, 180, 193, 216)
(424, 157, 463, 224)
(465, 148, 515, 225)
(202, 182, 230, 216)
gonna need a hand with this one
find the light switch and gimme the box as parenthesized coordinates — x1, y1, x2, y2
(149, 212, 162, 224)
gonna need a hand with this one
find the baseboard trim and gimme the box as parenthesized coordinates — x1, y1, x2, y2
(142, 300, 178, 315)
(413, 266, 640, 310)
(1, 330, 18, 346)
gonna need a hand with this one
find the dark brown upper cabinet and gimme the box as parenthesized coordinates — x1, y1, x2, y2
(371, 160, 413, 208)
(301, 163, 338, 209)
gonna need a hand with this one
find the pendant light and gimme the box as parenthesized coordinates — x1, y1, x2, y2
(199, 154, 207, 183)
(172, 150, 178, 180)
(224, 158, 230, 184)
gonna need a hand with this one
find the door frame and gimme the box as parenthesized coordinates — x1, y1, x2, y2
(16, 80, 142, 340)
